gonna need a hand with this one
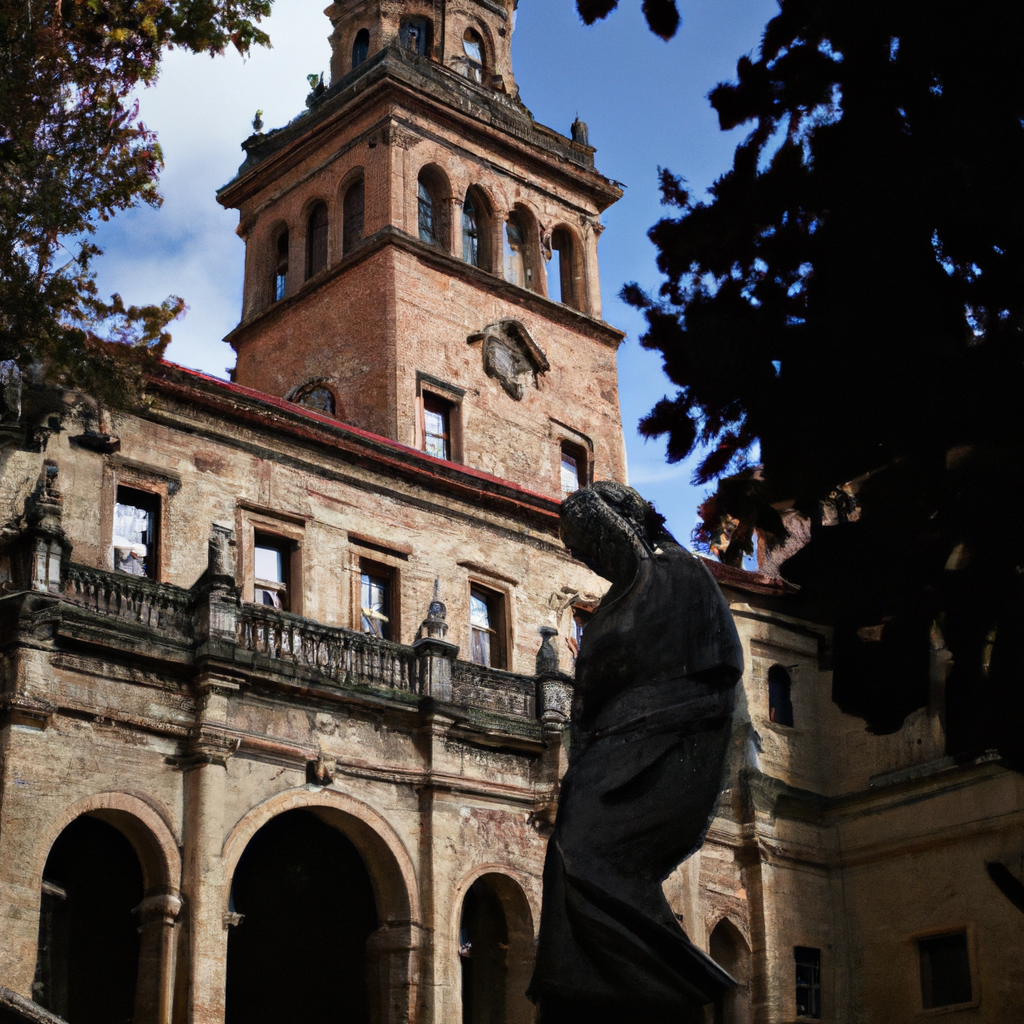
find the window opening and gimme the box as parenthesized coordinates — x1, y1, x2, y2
(343, 179, 365, 254)
(113, 486, 159, 579)
(462, 193, 480, 266)
(293, 385, 335, 415)
(503, 214, 526, 288)
(352, 28, 369, 68)
(569, 607, 592, 666)
(274, 230, 288, 302)
(560, 442, 587, 499)
(360, 569, 392, 640)
(418, 179, 436, 245)
(547, 245, 563, 303)
(305, 202, 329, 280)
(768, 664, 794, 727)
(400, 18, 429, 55)
(462, 28, 484, 82)
(254, 533, 290, 610)
(423, 393, 452, 461)
(550, 228, 578, 307)
(919, 932, 972, 1009)
(795, 947, 821, 1019)
(470, 586, 505, 668)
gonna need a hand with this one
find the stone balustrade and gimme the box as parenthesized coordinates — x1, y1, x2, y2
(63, 564, 194, 639)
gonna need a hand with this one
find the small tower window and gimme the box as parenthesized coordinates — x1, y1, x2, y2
(418, 180, 435, 244)
(351, 28, 369, 69)
(503, 214, 525, 288)
(549, 227, 580, 308)
(768, 664, 794, 727)
(422, 393, 452, 460)
(463, 194, 480, 266)
(560, 442, 587, 498)
(305, 202, 329, 280)
(400, 18, 429, 56)
(291, 383, 336, 415)
(462, 28, 484, 82)
(274, 230, 288, 302)
(417, 166, 450, 251)
(343, 179, 364, 255)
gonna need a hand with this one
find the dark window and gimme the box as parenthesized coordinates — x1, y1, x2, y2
(550, 227, 579, 308)
(919, 932, 973, 1009)
(795, 947, 821, 1019)
(305, 202, 329, 280)
(423, 393, 452, 461)
(274, 230, 288, 301)
(400, 18, 429, 55)
(360, 567, 393, 640)
(470, 586, 506, 668)
(561, 442, 587, 498)
(462, 193, 480, 267)
(462, 28, 484, 82)
(113, 485, 159, 579)
(292, 384, 335, 415)
(254, 533, 291, 610)
(418, 180, 436, 245)
(343, 179, 365, 254)
(769, 664, 795, 727)
(351, 28, 369, 68)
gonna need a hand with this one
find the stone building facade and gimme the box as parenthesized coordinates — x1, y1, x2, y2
(0, 2, 1021, 1023)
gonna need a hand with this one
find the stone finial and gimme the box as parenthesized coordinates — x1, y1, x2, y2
(536, 626, 560, 676)
(419, 579, 448, 640)
(252, 109, 264, 133)
(571, 116, 589, 146)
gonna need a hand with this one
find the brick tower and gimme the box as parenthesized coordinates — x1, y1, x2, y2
(218, 0, 627, 499)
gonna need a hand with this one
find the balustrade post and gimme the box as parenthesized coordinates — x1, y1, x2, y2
(413, 582, 459, 701)
(534, 626, 574, 825)
(193, 525, 240, 657)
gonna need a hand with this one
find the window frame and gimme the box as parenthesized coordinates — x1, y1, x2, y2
(112, 484, 162, 581)
(357, 559, 397, 641)
(102, 461, 176, 583)
(416, 374, 463, 463)
(399, 17, 430, 56)
(560, 441, 588, 499)
(768, 664, 795, 728)
(468, 583, 509, 670)
(915, 928, 979, 1012)
(253, 531, 292, 610)
(343, 177, 365, 255)
(462, 26, 485, 82)
(237, 507, 306, 616)
(549, 225, 585, 311)
(305, 201, 329, 281)
(351, 27, 370, 69)
(273, 227, 289, 302)
(794, 946, 822, 1020)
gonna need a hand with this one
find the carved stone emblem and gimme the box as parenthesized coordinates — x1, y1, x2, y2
(468, 319, 549, 401)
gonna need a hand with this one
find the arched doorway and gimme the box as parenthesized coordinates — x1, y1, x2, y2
(225, 809, 378, 1024)
(459, 873, 535, 1024)
(34, 815, 145, 1024)
(710, 919, 752, 1024)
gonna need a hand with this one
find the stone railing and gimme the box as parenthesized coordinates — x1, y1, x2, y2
(451, 661, 536, 719)
(63, 564, 193, 639)
(237, 605, 419, 694)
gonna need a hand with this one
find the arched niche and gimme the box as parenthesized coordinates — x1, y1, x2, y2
(455, 870, 536, 1024)
(709, 918, 752, 1024)
(417, 163, 453, 252)
(462, 185, 497, 273)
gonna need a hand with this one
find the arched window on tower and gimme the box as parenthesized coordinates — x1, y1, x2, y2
(351, 28, 369, 69)
(400, 18, 430, 55)
(417, 166, 450, 250)
(503, 213, 526, 288)
(768, 664, 795, 727)
(273, 229, 288, 302)
(548, 226, 583, 310)
(343, 178, 365, 255)
(462, 188, 492, 271)
(305, 202, 328, 280)
(462, 28, 484, 83)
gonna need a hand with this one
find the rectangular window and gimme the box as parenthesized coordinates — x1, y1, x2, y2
(560, 442, 587, 499)
(423, 393, 453, 461)
(360, 567, 393, 640)
(253, 532, 291, 610)
(919, 932, 972, 1009)
(795, 947, 821, 1019)
(470, 585, 506, 669)
(113, 486, 160, 579)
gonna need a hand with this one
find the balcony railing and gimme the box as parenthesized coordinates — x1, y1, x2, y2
(237, 605, 418, 694)
(63, 564, 193, 639)
(452, 661, 536, 718)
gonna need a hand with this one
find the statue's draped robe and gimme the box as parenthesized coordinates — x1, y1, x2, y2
(530, 542, 743, 1021)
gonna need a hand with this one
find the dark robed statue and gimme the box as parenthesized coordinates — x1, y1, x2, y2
(529, 482, 744, 1024)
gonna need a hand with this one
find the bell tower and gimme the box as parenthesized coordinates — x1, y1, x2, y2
(218, 0, 627, 500)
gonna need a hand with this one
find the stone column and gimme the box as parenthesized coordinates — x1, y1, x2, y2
(366, 922, 431, 1024)
(134, 893, 182, 1024)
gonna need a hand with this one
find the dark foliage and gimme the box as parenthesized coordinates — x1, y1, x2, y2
(625, 0, 1024, 765)
(576, 0, 680, 41)
(0, 0, 271, 406)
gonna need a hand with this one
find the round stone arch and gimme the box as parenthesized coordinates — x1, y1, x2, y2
(221, 787, 420, 927)
(36, 791, 181, 897)
(451, 865, 538, 1024)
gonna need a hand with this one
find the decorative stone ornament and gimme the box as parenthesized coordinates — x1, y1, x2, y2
(468, 319, 549, 401)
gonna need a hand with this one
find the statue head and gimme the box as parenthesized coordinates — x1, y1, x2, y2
(560, 482, 674, 584)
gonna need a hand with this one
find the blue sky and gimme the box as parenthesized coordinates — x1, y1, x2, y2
(91, 0, 777, 545)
